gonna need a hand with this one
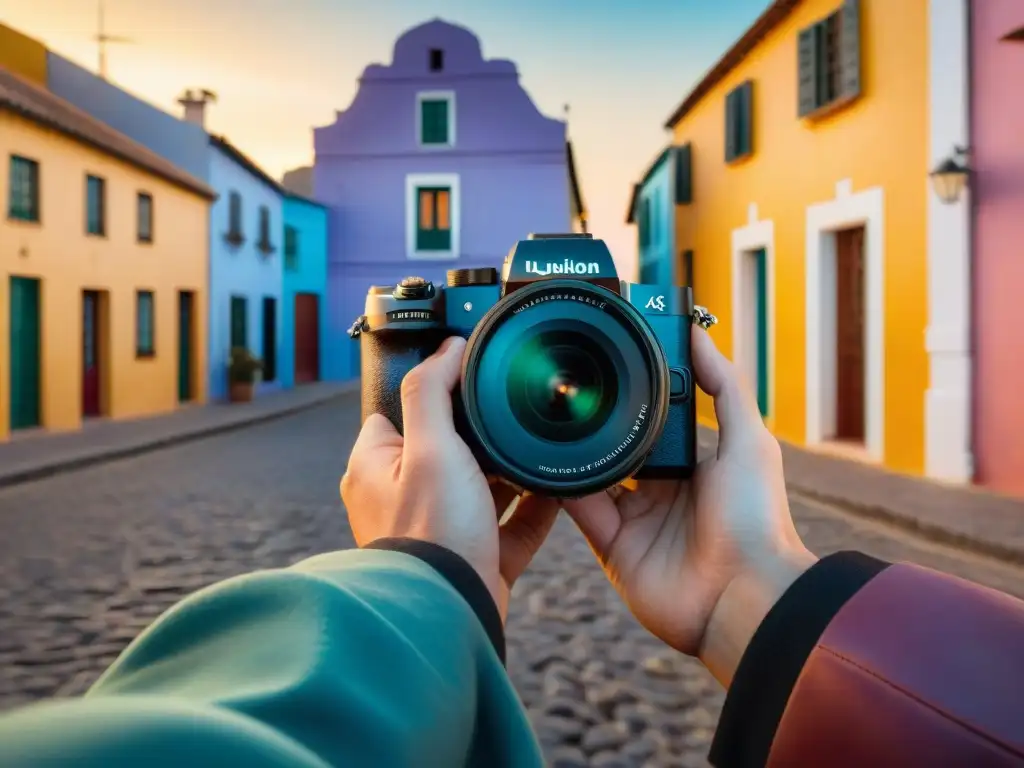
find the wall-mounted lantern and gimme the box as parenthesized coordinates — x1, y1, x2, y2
(929, 145, 971, 204)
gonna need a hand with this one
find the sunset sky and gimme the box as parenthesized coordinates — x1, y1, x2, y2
(2, 0, 769, 275)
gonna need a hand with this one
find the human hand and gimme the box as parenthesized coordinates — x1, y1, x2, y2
(563, 326, 817, 685)
(340, 336, 560, 621)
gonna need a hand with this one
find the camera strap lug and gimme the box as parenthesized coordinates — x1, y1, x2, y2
(692, 306, 718, 330)
(347, 315, 368, 339)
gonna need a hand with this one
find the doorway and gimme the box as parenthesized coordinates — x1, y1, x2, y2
(82, 289, 103, 418)
(739, 248, 769, 417)
(9, 276, 41, 430)
(833, 226, 866, 443)
(294, 293, 320, 384)
(178, 291, 194, 402)
(262, 297, 277, 383)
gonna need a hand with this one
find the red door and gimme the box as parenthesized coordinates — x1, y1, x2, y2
(294, 293, 320, 384)
(83, 290, 101, 417)
(835, 227, 865, 442)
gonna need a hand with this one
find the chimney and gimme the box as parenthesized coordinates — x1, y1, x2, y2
(177, 88, 217, 128)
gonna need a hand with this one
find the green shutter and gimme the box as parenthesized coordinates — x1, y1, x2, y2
(725, 90, 737, 162)
(754, 249, 769, 417)
(230, 296, 247, 349)
(674, 144, 693, 204)
(9, 276, 41, 430)
(420, 99, 449, 145)
(415, 187, 452, 250)
(839, 0, 862, 99)
(136, 291, 154, 356)
(797, 26, 818, 117)
(739, 81, 754, 156)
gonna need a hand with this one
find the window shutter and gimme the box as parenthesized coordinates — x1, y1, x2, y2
(682, 249, 694, 287)
(839, 0, 862, 99)
(725, 90, 738, 161)
(675, 143, 693, 204)
(740, 81, 754, 156)
(797, 26, 818, 117)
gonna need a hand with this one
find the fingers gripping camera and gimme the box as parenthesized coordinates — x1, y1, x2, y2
(348, 233, 717, 498)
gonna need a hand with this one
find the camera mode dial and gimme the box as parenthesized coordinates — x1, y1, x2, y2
(394, 276, 435, 299)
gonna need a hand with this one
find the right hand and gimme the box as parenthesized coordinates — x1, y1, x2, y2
(563, 326, 817, 684)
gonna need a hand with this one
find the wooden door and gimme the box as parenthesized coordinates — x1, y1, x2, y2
(178, 291, 193, 402)
(753, 248, 769, 417)
(9, 276, 41, 430)
(835, 227, 865, 441)
(294, 293, 320, 384)
(82, 290, 101, 418)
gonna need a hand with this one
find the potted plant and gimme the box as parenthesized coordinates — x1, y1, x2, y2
(228, 347, 262, 403)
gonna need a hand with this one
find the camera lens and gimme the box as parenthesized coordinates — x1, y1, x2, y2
(507, 331, 617, 443)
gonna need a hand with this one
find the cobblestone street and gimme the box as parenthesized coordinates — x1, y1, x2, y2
(1, 393, 1022, 768)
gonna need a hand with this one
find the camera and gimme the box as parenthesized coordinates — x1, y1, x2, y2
(349, 233, 713, 498)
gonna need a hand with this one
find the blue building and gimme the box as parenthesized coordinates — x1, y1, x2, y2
(46, 56, 293, 400)
(281, 192, 329, 387)
(627, 144, 692, 286)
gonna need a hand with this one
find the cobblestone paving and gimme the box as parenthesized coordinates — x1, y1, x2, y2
(1, 398, 1022, 767)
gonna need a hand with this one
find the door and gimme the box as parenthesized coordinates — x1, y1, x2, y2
(262, 297, 277, 382)
(294, 293, 320, 384)
(230, 296, 247, 350)
(835, 227, 866, 441)
(9, 276, 41, 430)
(82, 290, 101, 418)
(753, 248, 769, 417)
(178, 291, 193, 402)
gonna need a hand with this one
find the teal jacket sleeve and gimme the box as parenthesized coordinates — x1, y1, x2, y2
(0, 543, 543, 768)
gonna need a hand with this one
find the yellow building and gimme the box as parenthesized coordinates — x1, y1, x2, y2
(664, 0, 973, 482)
(1, 63, 215, 440)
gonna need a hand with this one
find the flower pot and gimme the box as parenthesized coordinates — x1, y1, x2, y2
(229, 381, 254, 403)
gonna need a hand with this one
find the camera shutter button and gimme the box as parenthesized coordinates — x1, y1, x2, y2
(668, 368, 691, 402)
(395, 276, 434, 299)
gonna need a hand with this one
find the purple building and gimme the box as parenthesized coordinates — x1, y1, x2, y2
(313, 18, 586, 380)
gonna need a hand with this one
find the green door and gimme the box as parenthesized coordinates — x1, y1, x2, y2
(9, 276, 41, 430)
(754, 248, 769, 417)
(230, 296, 247, 349)
(178, 291, 193, 402)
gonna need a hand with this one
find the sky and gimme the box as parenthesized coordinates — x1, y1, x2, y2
(1, 0, 770, 276)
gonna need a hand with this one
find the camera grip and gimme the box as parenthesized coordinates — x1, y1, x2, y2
(360, 329, 447, 435)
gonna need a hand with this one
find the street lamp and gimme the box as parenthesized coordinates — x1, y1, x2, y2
(930, 145, 971, 204)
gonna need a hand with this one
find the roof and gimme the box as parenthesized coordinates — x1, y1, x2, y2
(0, 66, 215, 199)
(566, 140, 586, 223)
(209, 134, 283, 196)
(664, 0, 802, 129)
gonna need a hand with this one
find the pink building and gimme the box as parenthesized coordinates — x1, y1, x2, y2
(971, 0, 1024, 496)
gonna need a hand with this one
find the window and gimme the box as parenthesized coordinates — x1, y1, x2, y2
(725, 81, 754, 163)
(418, 93, 454, 146)
(674, 144, 693, 204)
(429, 48, 444, 71)
(257, 205, 274, 253)
(798, 0, 861, 118)
(638, 197, 651, 248)
(86, 175, 106, 236)
(230, 295, 247, 349)
(136, 290, 155, 357)
(262, 297, 277, 382)
(416, 186, 451, 251)
(284, 225, 299, 271)
(137, 192, 153, 243)
(227, 191, 243, 243)
(8, 156, 40, 222)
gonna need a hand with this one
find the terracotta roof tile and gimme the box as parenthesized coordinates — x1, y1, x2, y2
(0, 66, 215, 199)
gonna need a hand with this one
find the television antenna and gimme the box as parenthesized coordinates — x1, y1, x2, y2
(94, 0, 133, 79)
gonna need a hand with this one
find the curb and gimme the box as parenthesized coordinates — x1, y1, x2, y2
(0, 385, 360, 491)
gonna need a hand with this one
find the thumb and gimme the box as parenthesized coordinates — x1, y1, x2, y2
(400, 336, 466, 449)
(498, 494, 560, 586)
(690, 325, 763, 455)
(343, 412, 402, 489)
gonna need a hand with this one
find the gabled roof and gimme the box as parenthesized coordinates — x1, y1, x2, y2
(567, 140, 586, 225)
(664, 0, 802, 129)
(0, 66, 215, 199)
(209, 134, 283, 196)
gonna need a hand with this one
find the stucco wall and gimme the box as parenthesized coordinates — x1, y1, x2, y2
(281, 196, 329, 387)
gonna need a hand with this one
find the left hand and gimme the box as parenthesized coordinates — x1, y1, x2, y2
(340, 336, 560, 620)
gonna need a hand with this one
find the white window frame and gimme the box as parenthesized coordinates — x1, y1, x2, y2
(415, 91, 456, 149)
(405, 173, 460, 260)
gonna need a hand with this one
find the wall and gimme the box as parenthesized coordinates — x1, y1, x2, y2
(0, 113, 209, 438)
(208, 146, 284, 400)
(281, 195, 329, 387)
(672, 0, 930, 474)
(971, 0, 1024, 494)
(636, 151, 676, 285)
(0, 24, 47, 85)
(47, 52, 210, 182)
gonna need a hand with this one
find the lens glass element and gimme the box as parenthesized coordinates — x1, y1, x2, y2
(506, 331, 618, 442)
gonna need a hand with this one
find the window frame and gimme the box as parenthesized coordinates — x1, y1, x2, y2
(725, 81, 754, 163)
(8, 155, 41, 223)
(135, 289, 156, 358)
(86, 174, 106, 237)
(416, 91, 456, 148)
(226, 190, 244, 244)
(137, 191, 154, 243)
(405, 173, 460, 260)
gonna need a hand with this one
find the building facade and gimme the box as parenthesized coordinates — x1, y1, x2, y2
(313, 18, 586, 380)
(281, 192, 329, 387)
(207, 137, 285, 401)
(1, 65, 212, 440)
(661, 0, 971, 483)
(970, 0, 1024, 495)
(628, 145, 692, 287)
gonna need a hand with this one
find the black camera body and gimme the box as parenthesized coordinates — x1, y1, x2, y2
(350, 233, 698, 498)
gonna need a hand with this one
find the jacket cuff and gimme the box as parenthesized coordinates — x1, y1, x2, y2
(365, 538, 505, 664)
(708, 551, 890, 768)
